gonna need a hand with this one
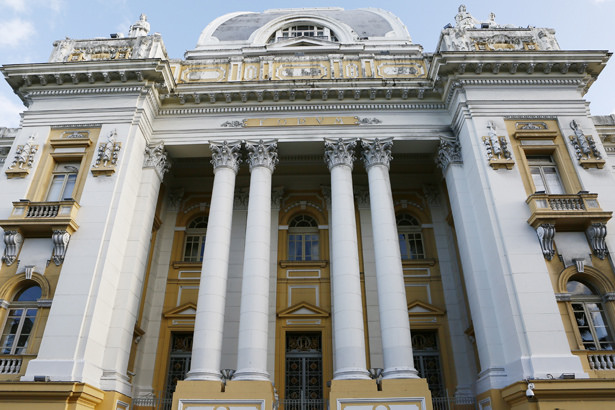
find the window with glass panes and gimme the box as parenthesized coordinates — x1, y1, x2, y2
(46, 162, 80, 201)
(526, 155, 565, 194)
(183, 216, 207, 262)
(397, 213, 425, 260)
(567, 279, 614, 350)
(0, 285, 41, 355)
(270, 24, 338, 42)
(288, 215, 319, 261)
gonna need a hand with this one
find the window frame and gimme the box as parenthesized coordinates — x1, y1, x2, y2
(526, 155, 565, 195)
(397, 213, 425, 260)
(567, 279, 615, 351)
(45, 161, 81, 201)
(182, 216, 208, 263)
(0, 285, 42, 356)
(287, 214, 321, 262)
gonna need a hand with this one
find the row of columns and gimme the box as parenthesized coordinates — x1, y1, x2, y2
(186, 137, 418, 383)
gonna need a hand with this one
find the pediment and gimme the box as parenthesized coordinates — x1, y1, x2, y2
(407, 301, 445, 316)
(278, 302, 329, 318)
(268, 36, 338, 49)
(163, 302, 197, 318)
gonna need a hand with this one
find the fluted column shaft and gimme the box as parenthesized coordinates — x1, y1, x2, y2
(362, 138, 419, 379)
(324, 138, 370, 380)
(235, 140, 278, 381)
(186, 141, 241, 381)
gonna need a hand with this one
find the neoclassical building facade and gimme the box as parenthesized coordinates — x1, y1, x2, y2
(1, 6, 615, 410)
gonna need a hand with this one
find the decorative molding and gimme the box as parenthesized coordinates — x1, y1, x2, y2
(586, 223, 608, 260)
(361, 137, 393, 170)
(143, 141, 171, 178)
(569, 120, 605, 169)
(159, 103, 445, 116)
(26, 86, 146, 98)
(555, 293, 572, 302)
(435, 137, 462, 171)
(221, 120, 245, 128)
(50, 124, 102, 130)
(422, 184, 441, 206)
(91, 129, 121, 176)
(23, 265, 35, 280)
(210, 141, 241, 174)
(504, 116, 557, 120)
(6, 134, 38, 178)
(483, 121, 514, 170)
(459, 79, 581, 86)
(245, 140, 278, 172)
(271, 187, 285, 209)
(234, 188, 249, 210)
(324, 138, 357, 170)
(51, 230, 71, 266)
(603, 293, 615, 302)
(356, 117, 382, 125)
(2, 231, 23, 266)
(536, 223, 556, 260)
(168, 188, 185, 211)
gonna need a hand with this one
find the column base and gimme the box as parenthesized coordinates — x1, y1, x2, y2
(172, 379, 276, 410)
(0, 381, 105, 410)
(329, 378, 433, 410)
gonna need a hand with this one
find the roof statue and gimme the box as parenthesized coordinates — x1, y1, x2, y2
(438, 4, 560, 51)
(129, 14, 150, 37)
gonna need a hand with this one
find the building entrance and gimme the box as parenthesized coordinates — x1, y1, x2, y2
(284, 332, 324, 410)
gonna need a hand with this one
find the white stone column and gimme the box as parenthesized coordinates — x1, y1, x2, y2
(361, 138, 418, 379)
(324, 138, 370, 380)
(234, 140, 278, 381)
(186, 141, 241, 381)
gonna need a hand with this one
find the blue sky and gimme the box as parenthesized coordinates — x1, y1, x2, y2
(1, 0, 613, 128)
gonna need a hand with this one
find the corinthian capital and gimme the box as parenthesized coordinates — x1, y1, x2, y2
(435, 137, 463, 171)
(246, 139, 278, 172)
(210, 141, 241, 174)
(144, 141, 171, 177)
(361, 137, 393, 170)
(324, 138, 357, 170)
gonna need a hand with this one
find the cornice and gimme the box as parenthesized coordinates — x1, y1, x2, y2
(158, 102, 446, 116)
(1, 58, 176, 104)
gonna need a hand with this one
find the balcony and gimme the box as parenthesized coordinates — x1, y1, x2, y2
(0, 199, 80, 236)
(526, 192, 612, 230)
(0, 354, 35, 380)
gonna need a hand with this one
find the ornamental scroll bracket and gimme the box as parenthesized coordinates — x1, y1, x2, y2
(2, 231, 23, 266)
(483, 121, 514, 170)
(569, 120, 605, 169)
(51, 230, 71, 266)
(586, 223, 608, 260)
(6, 134, 38, 178)
(92, 129, 122, 176)
(536, 223, 556, 260)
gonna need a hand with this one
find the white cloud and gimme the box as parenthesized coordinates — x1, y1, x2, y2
(0, 18, 35, 47)
(0, 93, 24, 128)
(0, 0, 27, 13)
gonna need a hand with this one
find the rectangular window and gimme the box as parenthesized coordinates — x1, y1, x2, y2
(526, 155, 565, 194)
(0, 308, 37, 355)
(46, 162, 80, 201)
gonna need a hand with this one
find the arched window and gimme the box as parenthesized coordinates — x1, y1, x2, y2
(268, 24, 339, 43)
(0, 284, 41, 355)
(183, 216, 207, 262)
(397, 213, 425, 260)
(567, 279, 614, 350)
(288, 214, 319, 261)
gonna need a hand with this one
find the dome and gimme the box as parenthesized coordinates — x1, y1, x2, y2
(186, 8, 413, 58)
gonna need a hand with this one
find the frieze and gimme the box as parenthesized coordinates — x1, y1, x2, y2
(483, 121, 514, 170)
(91, 129, 121, 176)
(6, 134, 38, 178)
(220, 116, 382, 128)
(568, 120, 605, 169)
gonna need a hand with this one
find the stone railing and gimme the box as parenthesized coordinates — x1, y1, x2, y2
(526, 192, 611, 230)
(0, 199, 80, 236)
(0, 356, 22, 374)
(26, 203, 60, 218)
(588, 353, 615, 370)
